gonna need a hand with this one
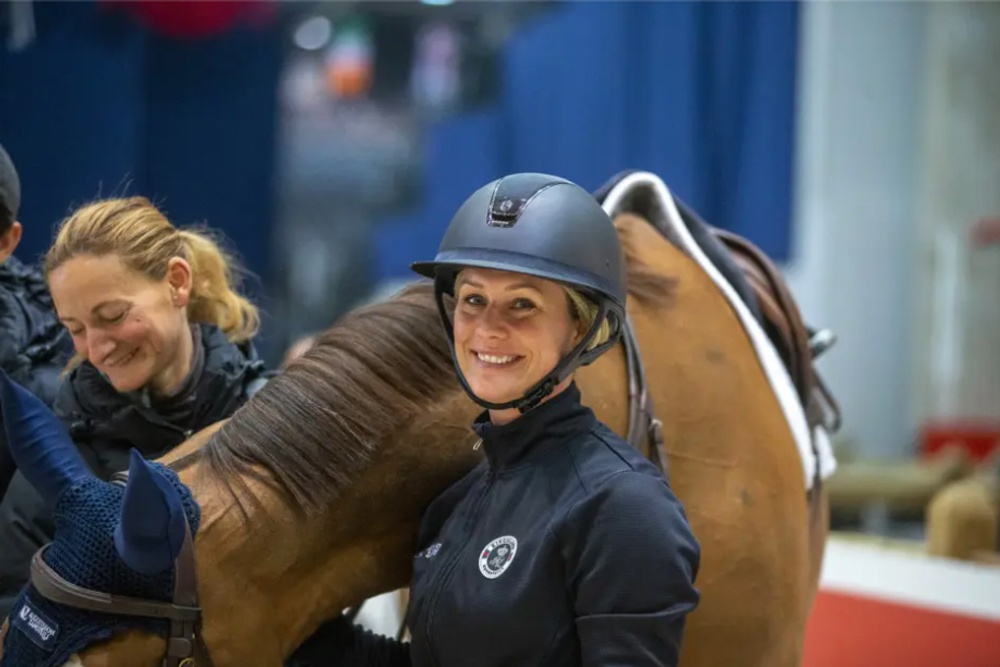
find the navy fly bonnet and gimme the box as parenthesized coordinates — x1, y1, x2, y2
(0, 371, 206, 667)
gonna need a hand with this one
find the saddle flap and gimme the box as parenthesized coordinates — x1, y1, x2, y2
(710, 229, 814, 407)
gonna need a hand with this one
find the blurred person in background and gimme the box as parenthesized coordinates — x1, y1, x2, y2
(0, 196, 274, 616)
(0, 143, 72, 500)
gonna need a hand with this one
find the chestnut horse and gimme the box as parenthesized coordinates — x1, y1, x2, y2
(0, 173, 834, 667)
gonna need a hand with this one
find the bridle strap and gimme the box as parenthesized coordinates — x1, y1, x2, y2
(622, 314, 667, 472)
(29, 548, 200, 622)
(163, 521, 208, 667)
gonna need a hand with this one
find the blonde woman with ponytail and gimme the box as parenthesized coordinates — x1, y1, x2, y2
(0, 196, 274, 615)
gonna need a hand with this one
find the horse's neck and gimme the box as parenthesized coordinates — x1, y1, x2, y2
(181, 395, 484, 665)
(180, 470, 354, 664)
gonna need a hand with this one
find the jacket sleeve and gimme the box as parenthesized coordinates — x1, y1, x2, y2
(286, 615, 411, 667)
(559, 471, 701, 667)
(0, 472, 55, 618)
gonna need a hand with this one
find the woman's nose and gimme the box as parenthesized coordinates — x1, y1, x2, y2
(478, 304, 510, 336)
(85, 330, 115, 360)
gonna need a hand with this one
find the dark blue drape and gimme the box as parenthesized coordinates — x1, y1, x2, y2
(376, 0, 799, 280)
(0, 4, 146, 261)
(0, 2, 280, 288)
(1, 0, 798, 315)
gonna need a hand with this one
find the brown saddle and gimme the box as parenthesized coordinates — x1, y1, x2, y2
(617, 214, 841, 494)
(710, 228, 841, 436)
(594, 172, 842, 484)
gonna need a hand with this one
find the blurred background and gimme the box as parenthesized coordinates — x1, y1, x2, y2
(2, 1, 999, 664)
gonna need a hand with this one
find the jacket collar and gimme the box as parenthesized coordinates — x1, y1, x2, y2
(70, 324, 267, 441)
(472, 382, 595, 470)
(126, 324, 205, 410)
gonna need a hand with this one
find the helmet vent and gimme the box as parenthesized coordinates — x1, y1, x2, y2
(487, 196, 526, 228)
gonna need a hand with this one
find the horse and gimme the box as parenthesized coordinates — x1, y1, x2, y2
(0, 172, 836, 667)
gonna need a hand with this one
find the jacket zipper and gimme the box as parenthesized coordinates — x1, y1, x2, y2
(73, 406, 191, 442)
(422, 470, 495, 666)
(126, 405, 194, 438)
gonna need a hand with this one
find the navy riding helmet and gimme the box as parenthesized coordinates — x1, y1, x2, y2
(411, 173, 626, 413)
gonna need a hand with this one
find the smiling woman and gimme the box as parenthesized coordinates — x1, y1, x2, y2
(43, 197, 260, 391)
(48, 253, 197, 395)
(0, 196, 275, 618)
(452, 268, 612, 425)
(291, 173, 701, 667)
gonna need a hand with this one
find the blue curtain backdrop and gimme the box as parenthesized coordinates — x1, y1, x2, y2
(375, 0, 800, 280)
(0, 2, 280, 289)
(1, 0, 800, 316)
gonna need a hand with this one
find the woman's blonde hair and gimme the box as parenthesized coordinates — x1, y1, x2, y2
(44, 196, 259, 343)
(564, 287, 612, 351)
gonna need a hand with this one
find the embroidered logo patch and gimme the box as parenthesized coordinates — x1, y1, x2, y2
(11, 598, 60, 650)
(418, 542, 442, 559)
(478, 535, 517, 579)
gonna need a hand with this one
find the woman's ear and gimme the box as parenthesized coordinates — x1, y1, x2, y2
(0, 222, 23, 265)
(563, 315, 585, 354)
(570, 302, 587, 347)
(573, 321, 586, 347)
(165, 257, 193, 307)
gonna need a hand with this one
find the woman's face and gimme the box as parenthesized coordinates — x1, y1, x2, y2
(453, 268, 580, 411)
(49, 254, 193, 394)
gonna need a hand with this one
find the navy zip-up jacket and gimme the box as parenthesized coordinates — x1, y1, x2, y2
(291, 382, 701, 667)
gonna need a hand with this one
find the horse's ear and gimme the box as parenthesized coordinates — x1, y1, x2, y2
(114, 449, 187, 575)
(0, 370, 91, 505)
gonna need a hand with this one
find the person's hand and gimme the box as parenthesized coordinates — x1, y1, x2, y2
(287, 614, 355, 667)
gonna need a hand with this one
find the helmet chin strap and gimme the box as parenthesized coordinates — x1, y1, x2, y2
(433, 282, 616, 415)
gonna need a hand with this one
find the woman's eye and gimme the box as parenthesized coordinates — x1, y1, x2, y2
(512, 298, 536, 310)
(100, 310, 127, 324)
(462, 294, 485, 307)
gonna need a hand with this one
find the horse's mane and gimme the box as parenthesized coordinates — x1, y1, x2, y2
(197, 223, 675, 517)
(201, 281, 459, 516)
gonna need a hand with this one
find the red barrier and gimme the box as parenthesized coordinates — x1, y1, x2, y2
(804, 538, 1000, 667)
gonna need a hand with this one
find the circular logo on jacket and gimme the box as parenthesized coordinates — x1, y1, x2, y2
(478, 535, 518, 579)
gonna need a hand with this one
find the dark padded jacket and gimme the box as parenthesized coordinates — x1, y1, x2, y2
(0, 257, 72, 498)
(290, 382, 701, 667)
(0, 323, 273, 616)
